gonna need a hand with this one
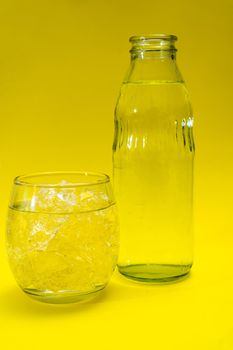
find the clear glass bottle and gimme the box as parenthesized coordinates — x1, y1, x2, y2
(113, 34, 195, 283)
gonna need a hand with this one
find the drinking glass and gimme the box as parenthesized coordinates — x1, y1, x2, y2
(6, 172, 119, 304)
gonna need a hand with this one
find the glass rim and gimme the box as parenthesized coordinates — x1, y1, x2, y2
(130, 34, 177, 42)
(14, 171, 110, 188)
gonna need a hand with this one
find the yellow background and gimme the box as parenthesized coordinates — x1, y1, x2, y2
(0, 0, 233, 348)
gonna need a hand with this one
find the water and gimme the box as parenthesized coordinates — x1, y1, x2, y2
(113, 81, 194, 282)
(7, 202, 119, 303)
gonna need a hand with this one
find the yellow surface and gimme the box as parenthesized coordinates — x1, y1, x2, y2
(0, 0, 233, 348)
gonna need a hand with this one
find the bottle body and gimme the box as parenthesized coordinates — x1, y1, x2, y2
(113, 35, 194, 282)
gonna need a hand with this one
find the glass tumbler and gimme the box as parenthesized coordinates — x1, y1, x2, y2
(6, 172, 119, 304)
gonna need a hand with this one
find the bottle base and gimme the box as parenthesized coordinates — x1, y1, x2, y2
(22, 285, 106, 304)
(118, 263, 192, 283)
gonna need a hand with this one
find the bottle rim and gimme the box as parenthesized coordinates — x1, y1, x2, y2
(129, 34, 177, 53)
(130, 34, 177, 42)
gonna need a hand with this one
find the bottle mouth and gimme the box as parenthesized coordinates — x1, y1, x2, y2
(130, 34, 177, 52)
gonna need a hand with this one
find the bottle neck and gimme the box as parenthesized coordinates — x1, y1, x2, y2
(125, 34, 183, 83)
(125, 50, 183, 83)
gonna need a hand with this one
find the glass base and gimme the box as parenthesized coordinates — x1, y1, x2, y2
(22, 285, 106, 304)
(118, 263, 192, 283)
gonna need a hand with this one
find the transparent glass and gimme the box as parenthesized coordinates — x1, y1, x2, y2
(6, 172, 119, 303)
(113, 34, 195, 283)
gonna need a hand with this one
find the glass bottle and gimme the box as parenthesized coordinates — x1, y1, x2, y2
(113, 34, 195, 283)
